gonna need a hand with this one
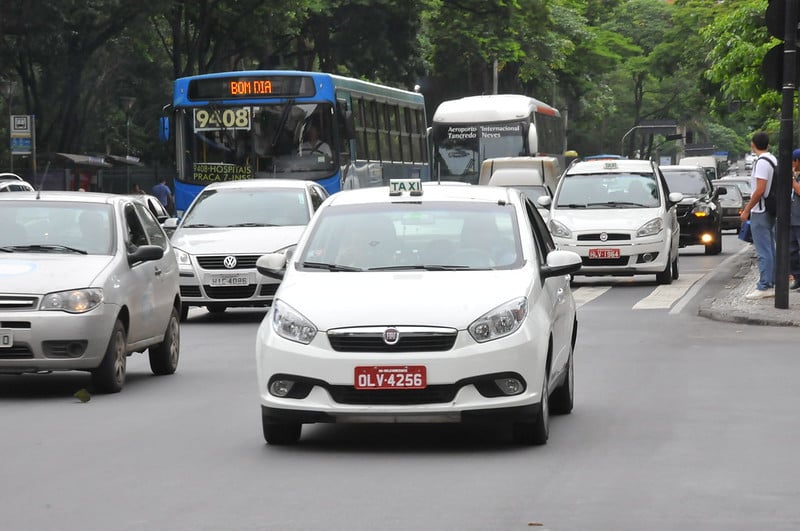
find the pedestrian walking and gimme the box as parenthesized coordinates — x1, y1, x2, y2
(790, 149, 800, 290)
(740, 131, 777, 299)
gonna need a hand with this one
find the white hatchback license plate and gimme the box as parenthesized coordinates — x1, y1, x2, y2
(209, 273, 251, 287)
(0, 329, 13, 349)
(588, 248, 620, 259)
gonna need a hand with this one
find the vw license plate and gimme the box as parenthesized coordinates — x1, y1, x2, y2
(0, 329, 12, 349)
(588, 248, 620, 259)
(209, 274, 250, 287)
(354, 366, 427, 390)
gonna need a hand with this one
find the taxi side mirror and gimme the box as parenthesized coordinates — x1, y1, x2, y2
(128, 244, 164, 266)
(257, 253, 287, 280)
(541, 250, 582, 279)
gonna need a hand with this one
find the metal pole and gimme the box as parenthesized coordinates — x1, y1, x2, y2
(774, 0, 797, 309)
(620, 126, 638, 157)
(126, 114, 131, 193)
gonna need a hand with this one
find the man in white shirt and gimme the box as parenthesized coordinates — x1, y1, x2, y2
(740, 131, 777, 299)
(299, 124, 332, 158)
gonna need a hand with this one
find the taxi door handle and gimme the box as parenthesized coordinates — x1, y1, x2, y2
(556, 287, 565, 303)
(154, 267, 162, 276)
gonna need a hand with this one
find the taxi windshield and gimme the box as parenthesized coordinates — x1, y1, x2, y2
(556, 173, 660, 208)
(299, 202, 523, 271)
(0, 201, 115, 254)
(181, 188, 310, 227)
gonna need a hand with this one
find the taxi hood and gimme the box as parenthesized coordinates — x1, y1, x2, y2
(552, 207, 664, 232)
(171, 226, 305, 255)
(277, 269, 533, 330)
(0, 254, 114, 293)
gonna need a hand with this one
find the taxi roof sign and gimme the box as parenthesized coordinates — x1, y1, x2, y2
(389, 178, 423, 196)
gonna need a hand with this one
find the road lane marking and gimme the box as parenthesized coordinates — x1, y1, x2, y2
(572, 286, 612, 308)
(632, 274, 703, 309)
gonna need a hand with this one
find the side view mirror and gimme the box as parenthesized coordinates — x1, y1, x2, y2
(536, 196, 552, 208)
(541, 250, 582, 279)
(667, 192, 684, 205)
(163, 218, 179, 229)
(257, 253, 288, 280)
(128, 244, 164, 266)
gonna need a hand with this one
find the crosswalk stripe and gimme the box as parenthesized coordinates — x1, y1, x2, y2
(572, 286, 612, 308)
(632, 273, 703, 309)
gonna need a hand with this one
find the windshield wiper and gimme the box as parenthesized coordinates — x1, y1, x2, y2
(301, 261, 362, 272)
(182, 223, 218, 228)
(8, 244, 88, 254)
(367, 264, 471, 271)
(559, 203, 588, 208)
(271, 99, 295, 147)
(227, 222, 276, 227)
(0, 246, 14, 252)
(598, 201, 649, 207)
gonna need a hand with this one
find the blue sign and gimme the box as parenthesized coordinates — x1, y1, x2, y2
(10, 136, 32, 154)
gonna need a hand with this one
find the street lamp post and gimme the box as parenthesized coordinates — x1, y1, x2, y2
(2, 80, 18, 171)
(120, 97, 136, 192)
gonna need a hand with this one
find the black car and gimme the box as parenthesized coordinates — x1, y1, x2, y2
(661, 165, 726, 255)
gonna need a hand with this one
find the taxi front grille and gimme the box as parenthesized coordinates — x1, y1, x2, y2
(582, 257, 628, 266)
(203, 285, 257, 299)
(0, 343, 33, 359)
(577, 233, 630, 241)
(0, 296, 39, 310)
(328, 385, 457, 405)
(327, 331, 457, 352)
(197, 255, 260, 270)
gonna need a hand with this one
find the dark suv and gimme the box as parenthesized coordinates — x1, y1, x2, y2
(660, 165, 726, 255)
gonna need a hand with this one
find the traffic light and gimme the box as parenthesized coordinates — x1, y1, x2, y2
(762, 0, 800, 92)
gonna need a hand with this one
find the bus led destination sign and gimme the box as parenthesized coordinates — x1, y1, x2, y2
(188, 75, 316, 100)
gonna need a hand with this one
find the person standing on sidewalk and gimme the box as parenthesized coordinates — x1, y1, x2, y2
(790, 149, 800, 290)
(740, 131, 776, 299)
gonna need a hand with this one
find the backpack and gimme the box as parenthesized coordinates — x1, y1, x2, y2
(756, 156, 777, 216)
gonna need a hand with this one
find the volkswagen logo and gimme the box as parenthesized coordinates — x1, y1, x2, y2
(599, 232, 608, 242)
(383, 327, 400, 345)
(223, 256, 238, 269)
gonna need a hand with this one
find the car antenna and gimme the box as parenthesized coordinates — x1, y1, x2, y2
(35, 161, 51, 200)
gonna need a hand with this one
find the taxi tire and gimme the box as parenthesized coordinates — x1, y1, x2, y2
(149, 307, 180, 375)
(512, 377, 549, 446)
(671, 253, 679, 280)
(656, 256, 673, 285)
(262, 418, 302, 445)
(550, 333, 575, 415)
(91, 320, 127, 394)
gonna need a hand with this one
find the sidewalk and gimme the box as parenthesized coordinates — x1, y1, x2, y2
(698, 247, 800, 327)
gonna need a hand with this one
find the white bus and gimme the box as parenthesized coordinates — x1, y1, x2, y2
(430, 94, 566, 184)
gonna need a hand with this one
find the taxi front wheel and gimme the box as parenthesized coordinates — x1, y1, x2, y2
(263, 417, 302, 445)
(91, 320, 127, 394)
(149, 307, 180, 375)
(512, 377, 549, 446)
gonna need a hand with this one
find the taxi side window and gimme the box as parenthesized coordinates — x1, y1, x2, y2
(525, 197, 555, 265)
(133, 202, 167, 248)
(309, 186, 327, 210)
(124, 204, 150, 252)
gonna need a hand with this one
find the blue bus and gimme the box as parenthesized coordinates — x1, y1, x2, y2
(170, 70, 429, 213)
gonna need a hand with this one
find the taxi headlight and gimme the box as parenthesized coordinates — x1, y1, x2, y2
(40, 289, 103, 313)
(636, 218, 663, 237)
(468, 297, 527, 343)
(173, 247, 192, 267)
(549, 220, 572, 239)
(271, 299, 317, 345)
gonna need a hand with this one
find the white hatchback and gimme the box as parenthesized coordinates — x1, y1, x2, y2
(545, 159, 683, 284)
(254, 179, 582, 445)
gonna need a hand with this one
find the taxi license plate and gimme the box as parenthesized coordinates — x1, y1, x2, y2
(0, 329, 12, 349)
(209, 273, 251, 287)
(354, 366, 427, 390)
(588, 248, 620, 259)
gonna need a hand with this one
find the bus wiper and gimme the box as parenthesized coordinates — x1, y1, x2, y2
(183, 223, 218, 228)
(271, 99, 295, 147)
(227, 222, 276, 227)
(367, 264, 470, 271)
(301, 261, 362, 272)
(9, 244, 88, 254)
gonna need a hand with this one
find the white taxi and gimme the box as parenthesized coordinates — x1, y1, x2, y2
(545, 159, 683, 284)
(254, 179, 582, 445)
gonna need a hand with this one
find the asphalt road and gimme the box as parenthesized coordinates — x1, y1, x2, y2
(2, 234, 799, 531)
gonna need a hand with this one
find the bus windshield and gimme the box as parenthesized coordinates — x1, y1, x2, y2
(180, 102, 336, 185)
(432, 121, 525, 183)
